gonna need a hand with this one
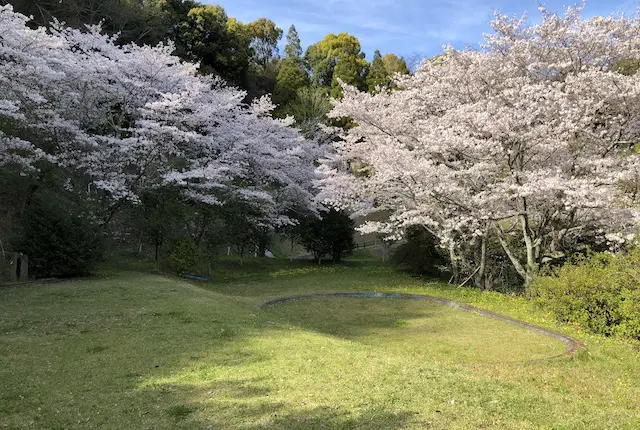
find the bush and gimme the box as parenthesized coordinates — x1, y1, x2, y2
(168, 237, 199, 274)
(391, 227, 447, 278)
(296, 209, 355, 263)
(14, 191, 103, 278)
(530, 251, 640, 340)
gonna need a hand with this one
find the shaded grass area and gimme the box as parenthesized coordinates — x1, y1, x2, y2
(263, 297, 566, 363)
(0, 259, 639, 429)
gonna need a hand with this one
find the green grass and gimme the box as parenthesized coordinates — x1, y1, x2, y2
(0, 259, 639, 429)
(264, 297, 566, 363)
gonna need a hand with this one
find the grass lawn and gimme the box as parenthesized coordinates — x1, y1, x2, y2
(0, 258, 639, 429)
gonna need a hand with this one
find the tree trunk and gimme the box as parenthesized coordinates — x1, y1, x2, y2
(474, 230, 488, 289)
(494, 224, 527, 281)
(448, 243, 460, 284)
(194, 213, 209, 246)
(518, 197, 537, 287)
(154, 240, 160, 263)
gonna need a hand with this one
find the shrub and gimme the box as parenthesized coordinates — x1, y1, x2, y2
(296, 209, 355, 263)
(168, 237, 199, 274)
(530, 251, 640, 340)
(391, 227, 447, 278)
(14, 191, 104, 278)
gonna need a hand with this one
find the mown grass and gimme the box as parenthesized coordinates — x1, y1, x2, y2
(0, 257, 639, 429)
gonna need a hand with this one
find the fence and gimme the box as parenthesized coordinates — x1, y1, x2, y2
(352, 241, 377, 250)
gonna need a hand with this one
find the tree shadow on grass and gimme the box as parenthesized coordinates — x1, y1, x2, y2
(262, 297, 447, 340)
(140, 377, 418, 430)
(247, 407, 417, 430)
(260, 296, 568, 364)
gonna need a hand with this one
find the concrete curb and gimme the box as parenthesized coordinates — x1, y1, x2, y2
(260, 292, 585, 360)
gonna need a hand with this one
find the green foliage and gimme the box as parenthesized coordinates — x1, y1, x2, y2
(283, 86, 331, 137)
(216, 198, 271, 264)
(274, 26, 306, 109)
(168, 237, 199, 274)
(14, 191, 104, 278)
(244, 18, 283, 100)
(284, 25, 302, 59)
(304, 33, 370, 97)
(531, 251, 640, 339)
(391, 226, 447, 278)
(381, 53, 410, 76)
(0, 164, 32, 260)
(131, 187, 186, 262)
(295, 209, 355, 263)
(367, 51, 410, 92)
(246, 17, 283, 67)
(7, 0, 173, 47)
(166, 2, 279, 94)
(612, 59, 640, 76)
(366, 50, 388, 92)
(9, 0, 411, 106)
(170, 4, 249, 83)
(274, 58, 309, 108)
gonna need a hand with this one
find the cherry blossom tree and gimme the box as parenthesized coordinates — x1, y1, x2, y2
(0, 4, 319, 232)
(319, 4, 640, 287)
(145, 83, 320, 227)
(0, 5, 63, 169)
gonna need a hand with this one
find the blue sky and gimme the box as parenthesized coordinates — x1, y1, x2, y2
(209, 0, 639, 63)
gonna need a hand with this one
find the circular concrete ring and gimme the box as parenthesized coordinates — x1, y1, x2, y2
(261, 292, 584, 360)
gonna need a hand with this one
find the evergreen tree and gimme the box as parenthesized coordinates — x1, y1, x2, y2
(274, 24, 309, 110)
(367, 51, 410, 92)
(284, 25, 303, 59)
(366, 50, 388, 92)
(15, 190, 104, 278)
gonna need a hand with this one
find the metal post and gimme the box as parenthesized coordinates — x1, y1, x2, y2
(11, 252, 18, 282)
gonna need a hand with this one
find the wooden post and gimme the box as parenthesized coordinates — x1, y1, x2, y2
(19, 254, 28, 282)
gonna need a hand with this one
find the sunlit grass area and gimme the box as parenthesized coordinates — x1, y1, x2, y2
(1, 261, 639, 429)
